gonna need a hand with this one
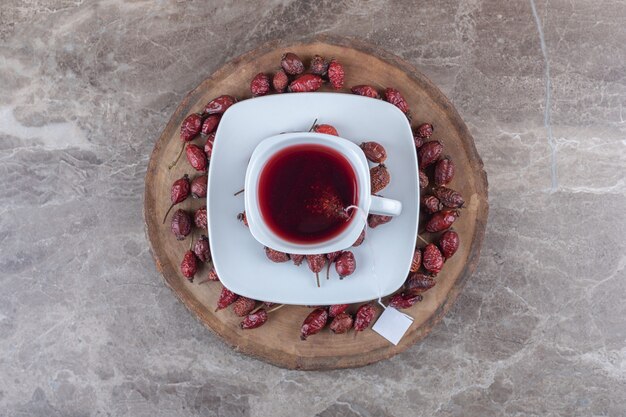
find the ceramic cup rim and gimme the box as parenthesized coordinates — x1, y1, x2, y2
(244, 132, 373, 254)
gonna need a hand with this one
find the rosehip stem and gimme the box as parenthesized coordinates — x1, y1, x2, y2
(267, 304, 285, 314)
(308, 118, 318, 132)
(250, 303, 284, 315)
(168, 143, 185, 170)
(316, 272, 320, 288)
(326, 263, 331, 280)
(417, 234, 429, 245)
(162, 203, 175, 224)
(234, 188, 245, 196)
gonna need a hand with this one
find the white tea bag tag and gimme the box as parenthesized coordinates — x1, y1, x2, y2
(372, 307, 414, 345)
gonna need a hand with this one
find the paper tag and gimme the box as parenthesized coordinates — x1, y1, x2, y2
(372, 307, 414, 345)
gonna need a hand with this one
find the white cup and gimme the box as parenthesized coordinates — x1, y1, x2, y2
(244, 132, 402, 254)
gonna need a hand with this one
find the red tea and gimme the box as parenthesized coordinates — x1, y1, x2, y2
(258, 144, 358, 244)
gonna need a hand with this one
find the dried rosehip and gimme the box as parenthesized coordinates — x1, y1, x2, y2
(368, 214, 392, 228)
(354, 303, 376, 332)
(351, 85, 380, 99)
(422, 195, 443, 214)
(327, 59, 345, 89)
(207, 266, 220, 282)
(419, 170, 429, 189)
(180, 250, 198, 282)
(404, 273, 436, 296)
(329, 304, 349, 318)
(180, 113, 202, 142)
(389, 293, 422, 309)
(422, 243, 444, 274)
(418, 141, 443, 169)
(307, 254, 326, 287)
(201, 114, 221, 136)
(186, 143, 207, 172)
(215, 286, 238, 311)
(370, 164, 390, 193)
(385, 88, 409, 113)
(307, 195, 349, 224)
(313, 124, 339, 136)
(434, 157, 455, 186)
(360, 141, 387, 163)
(291, 254, 304, 266)
(265, 247, 290, 263)
(170, 175, 191, 203)
(191, 174, 208, 199)
(309, 55, 329, 76)
(194, 207, 207, 229)
(410, 248, 422, 273)
(288, 74, 323, 92)
(326, 251, 342, 262)
(193, 235, 211, 262)
(250, 72, 270, 97)
(432, 186, 464, 208)
(425, 210, 459, 233)
(335, 251, 356, 279)
(306, 254, 326, 273)
(300, 308, 328, 340)
(163, 174, 190, 223)
(240, 309, 268, 329)
(416, 123, 434, 139)
(169, 114, 203, 169)
(352, 228, 366, 246)
(193, 207, 207, 234)
(171, 209, 192, 240)
(272, 70, 289, 93)
(204, 132, 216, 159)
(237, 211, 248, 227)
(414, 133, 424, 149)
(204, 95, 236, 115)
(232, 297, 256, 317)
(170, 174, 191, 204)
(329, 312, 353, 334)
(439, 230, 459, 259)
(281, 52, 305, 75)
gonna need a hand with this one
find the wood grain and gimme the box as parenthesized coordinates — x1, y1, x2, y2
(143, 35, 489, 370)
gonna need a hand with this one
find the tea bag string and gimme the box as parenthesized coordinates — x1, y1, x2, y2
(344, 205, 412, 319)
(344, 205, 386, 308)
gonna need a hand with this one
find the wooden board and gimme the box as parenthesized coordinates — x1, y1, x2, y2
(143, 35, 488, 370)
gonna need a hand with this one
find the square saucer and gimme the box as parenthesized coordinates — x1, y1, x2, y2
(207, 92, 419, 305)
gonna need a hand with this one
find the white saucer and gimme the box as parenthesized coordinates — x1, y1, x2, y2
(207, 93, 419, 305)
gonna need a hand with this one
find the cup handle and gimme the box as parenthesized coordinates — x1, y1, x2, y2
(370, 195, 402, 216)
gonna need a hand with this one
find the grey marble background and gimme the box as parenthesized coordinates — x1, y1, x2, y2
(1, 0, 625, 416)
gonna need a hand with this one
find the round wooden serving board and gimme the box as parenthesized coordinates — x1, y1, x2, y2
(144, 35, 488, 370)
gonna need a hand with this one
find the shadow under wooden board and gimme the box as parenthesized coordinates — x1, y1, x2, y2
(144, 35, 488, 370)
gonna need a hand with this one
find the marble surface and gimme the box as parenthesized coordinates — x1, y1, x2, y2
(1, 0, 625, 415)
